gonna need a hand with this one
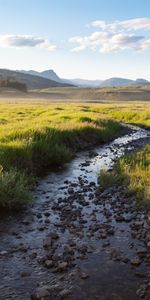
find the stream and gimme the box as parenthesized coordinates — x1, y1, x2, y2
(0, 125, 150, 300)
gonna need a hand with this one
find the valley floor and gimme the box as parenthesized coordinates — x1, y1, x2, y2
(0, 128, 149, 300)
(0, 97, 149, 299)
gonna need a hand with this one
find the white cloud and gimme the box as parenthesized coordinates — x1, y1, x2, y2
(70, 32, 145, 53)
(70, 18, 150, 53)
(138, 38, 150, 50)
(0, 35, 57, 51)
(89, 18, 150, 32)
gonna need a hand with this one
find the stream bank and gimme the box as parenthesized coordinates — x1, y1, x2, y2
(0, 125, 150, 300)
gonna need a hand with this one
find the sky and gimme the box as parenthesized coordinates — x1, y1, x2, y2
(0, 0, 150, 80)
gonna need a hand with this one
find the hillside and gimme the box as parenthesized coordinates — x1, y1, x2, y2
(0, 69, 72, 90)
(100, 77, 134, 87)
(20, 69, 62, 83)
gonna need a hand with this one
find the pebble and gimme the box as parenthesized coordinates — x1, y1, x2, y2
(80, 272, 89, 279)
(57, 262, 68, 272)
(130, 257, 141, 266)
(59, 288, 71, 299)
(20, 271, 31, 277)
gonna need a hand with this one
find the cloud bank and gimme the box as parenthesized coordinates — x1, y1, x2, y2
(0, 35, 57, 51)
(70, 18, 150, 53)
(89, 18, 150, 31)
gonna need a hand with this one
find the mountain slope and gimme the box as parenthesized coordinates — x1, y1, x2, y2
(21, 69, 62, 83)
(100, 77, 150, 87)
(134, 78, 150, 85)
(0, 69, 72, 89)
(100, 77, 134, 87)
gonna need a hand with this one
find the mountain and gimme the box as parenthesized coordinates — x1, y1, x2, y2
(62, 77, 150, 88)
(20, 69, 62, 83)
(0, 69, 72, 89)
(17, 69, 150, 88)
(1, 68, 150, 89)
(100, 77, 150, 87)
(100, 77, 134, 87)
(20, 70, 103, 87)
(134, 78, 150, 85)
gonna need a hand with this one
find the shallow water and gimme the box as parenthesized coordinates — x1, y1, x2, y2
(0, 125, 149, 300)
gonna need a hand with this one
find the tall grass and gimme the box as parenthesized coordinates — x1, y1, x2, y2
(0, 102, 123, 208)
(0, 166, 31, 209)
(100, 145, 150, 206)
(0, 100, 149, 209)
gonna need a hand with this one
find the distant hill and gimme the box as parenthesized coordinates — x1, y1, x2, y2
(16, 69, 150, 88)
(100, 77, 134, 87)
(0, 69, 72, 90)
(1, 69, 150, 89)
(62, 77, 150, 88)
(20, 69, 62, 83)
(100, 77, 150, 87)
(19, 70, 103, 87)
(134, 78, 150, 85)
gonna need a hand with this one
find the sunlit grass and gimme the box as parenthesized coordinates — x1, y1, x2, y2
(100, 145, 150, 206)
(0, 101, 124, 208)
(0, 100, 149, 208)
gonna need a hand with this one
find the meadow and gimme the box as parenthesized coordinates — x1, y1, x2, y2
(0, 97, 150, 208)
(100, 145, 150, 206)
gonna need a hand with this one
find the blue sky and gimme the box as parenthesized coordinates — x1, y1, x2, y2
(0, 0, 150, 79)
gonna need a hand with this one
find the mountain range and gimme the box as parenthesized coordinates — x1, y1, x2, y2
(0, 69, 72, 90)
(20, 70, 150, 87)
(0, 68, 150, 89)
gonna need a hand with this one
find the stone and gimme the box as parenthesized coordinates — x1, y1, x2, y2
(31, 285, 58, 300)
(59, 289, 71, 299)
(136, 284, 147, 299)
(57, 262, 68, 272)
(30, 252, 37, 259)
(44, 212, 50, 217)
(36, 213, 42, 219)
(147, 241, 150, 248)
(130, 257, 141, 266)
(43, 237, 52, 248)
(115, 215, 125, 222)
(45, 218, 50, 224)
(78, 244, 88, 254)
(45, 260, 54, 268)
(31, 286, 50, 299)
(80, 272, 89, 279)
(135, 272, 147, 278)
(50, 232, 59, 240)
(68, 188, 74, 194)
(20, 271, 31, 277)
(0, 251, 8, 256)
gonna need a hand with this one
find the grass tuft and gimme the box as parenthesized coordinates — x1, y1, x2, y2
(100, 145, 150, 206)
(0, 167, 31, 209)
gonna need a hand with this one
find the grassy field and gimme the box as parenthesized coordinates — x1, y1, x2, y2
(0, 101, 123, 208)
(100, 145, 150, 206)
(0, 98, 149, 208)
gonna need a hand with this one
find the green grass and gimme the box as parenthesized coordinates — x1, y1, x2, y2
(0, 102, 124, 208)
(0, 100, 150, 209)
(100, 145, 150, 206)
(0, 166, 31, 209)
